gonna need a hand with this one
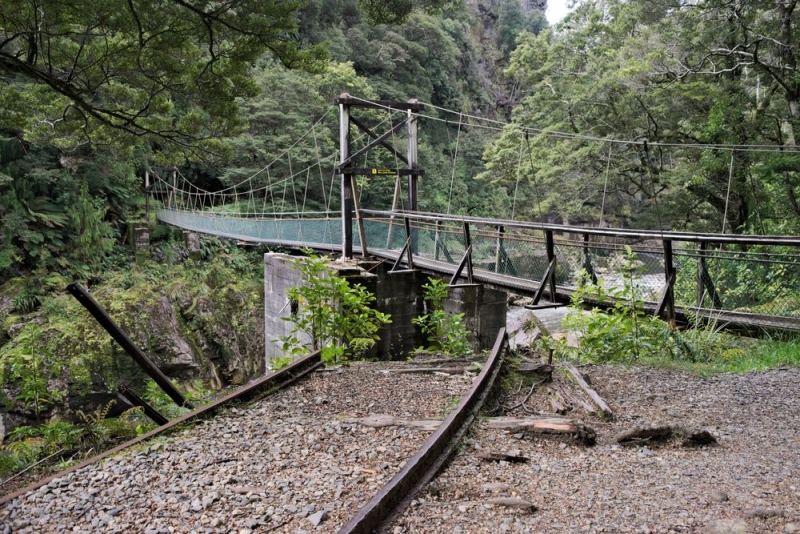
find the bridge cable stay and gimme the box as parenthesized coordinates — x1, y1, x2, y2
(419, 100, 800, 154)
(446, 112, 464, 216)
(510, 129, 525, 221)
(721, 149, 735, 235)
(599, 145, 612, 227)
(152, 104, 398, 227)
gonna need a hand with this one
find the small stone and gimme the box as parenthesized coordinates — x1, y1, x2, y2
(481, 483, 511, 493)
(308, 510, 327, 527)
(704, 519, 749, 534)
(709, 490, 729, 502)
(485, 498, 536, 512)
(784, 523, 800, 534)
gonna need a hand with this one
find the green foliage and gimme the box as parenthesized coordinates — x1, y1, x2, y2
(279, 252, 391, 365)
(143, 380, 192, 420)
(11, 281, 40, 314)
(66, 185, 115, 275)
(0, 404, 145, 479)
(269, 355, 295, 371)
(412, 278, 470, 357)
(75, 400, 119, 452)
(1, 323, 65, 418)
(560, 247, 673, 363)
(359, 0, 456, 24)
(475, 0, 800, 232)
(0, 0, 327, 154)
(7, 421, 83, 455)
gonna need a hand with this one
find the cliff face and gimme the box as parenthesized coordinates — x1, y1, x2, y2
(462, 0, 548, 114)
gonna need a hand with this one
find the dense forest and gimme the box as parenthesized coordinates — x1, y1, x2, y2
(2, 0, 800, 285)
(1, 0, 800, 433)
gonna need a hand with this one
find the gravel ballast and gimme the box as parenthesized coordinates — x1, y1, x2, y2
(0, 362, 476, 533)
(392, 365, 800, 533)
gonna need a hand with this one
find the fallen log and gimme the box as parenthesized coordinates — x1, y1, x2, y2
(615, 425, 717, 447)
(477, 452, 530, 463)
(564, 363, 613, 419)
(556, 383, 596, 415)
(486, 416, 596, 445)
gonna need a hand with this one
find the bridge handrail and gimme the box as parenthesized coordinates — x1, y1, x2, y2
(360, 209, 800, 247)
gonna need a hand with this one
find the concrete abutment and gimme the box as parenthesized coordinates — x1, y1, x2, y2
(264, 253, 507, 366)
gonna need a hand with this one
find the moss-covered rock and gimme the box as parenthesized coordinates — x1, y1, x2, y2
(0, 250, 266, 437)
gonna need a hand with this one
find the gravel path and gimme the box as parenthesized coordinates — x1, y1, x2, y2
(392, 365, 800, 534)
(0, 362, 477, 533)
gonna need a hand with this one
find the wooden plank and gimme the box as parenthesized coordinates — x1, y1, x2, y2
(343, 414, 441, 431)
(564, 363, 613, 419)
(485, 416, 596, 445)
(377, 366, 475, 375)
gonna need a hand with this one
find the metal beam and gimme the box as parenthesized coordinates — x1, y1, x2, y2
(67, 283, 193, 409)
(333, 94, 425, 112)
(117, 385, 169, 426)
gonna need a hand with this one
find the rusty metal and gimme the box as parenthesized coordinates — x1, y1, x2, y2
(67, 282, 193, 409)
(338, 328, 508, 534)
(0, 351, 322, 506)
(117, 385, 169, 426)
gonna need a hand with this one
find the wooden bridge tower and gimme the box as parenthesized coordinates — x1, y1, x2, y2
(335, 94, 424, 259)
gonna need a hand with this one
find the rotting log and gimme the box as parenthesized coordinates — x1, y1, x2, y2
(615, 425, 717, 447)
(477, 452, 530, 463)
(555, 383, 596, 415)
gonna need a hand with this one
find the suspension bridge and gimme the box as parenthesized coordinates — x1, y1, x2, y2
(149, 95, 800, 332)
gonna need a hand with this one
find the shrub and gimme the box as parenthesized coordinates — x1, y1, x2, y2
(412, 278, 471, 357)
(279, 252, 391, 365)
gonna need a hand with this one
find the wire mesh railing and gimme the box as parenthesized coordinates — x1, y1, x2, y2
(361, 210, 800, 327)
(155, 206, 800, 329)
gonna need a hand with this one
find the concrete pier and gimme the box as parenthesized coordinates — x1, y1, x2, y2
(264, 254, 507, 365)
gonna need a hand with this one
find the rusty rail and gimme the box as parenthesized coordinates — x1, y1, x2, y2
(0, 351, 322, 505)
(338, 328, 508, 534)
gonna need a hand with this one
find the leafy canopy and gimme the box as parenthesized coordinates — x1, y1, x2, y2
(0, 0, 326, 155)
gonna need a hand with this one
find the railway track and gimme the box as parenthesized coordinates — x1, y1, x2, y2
(0, 330, 509, 533)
